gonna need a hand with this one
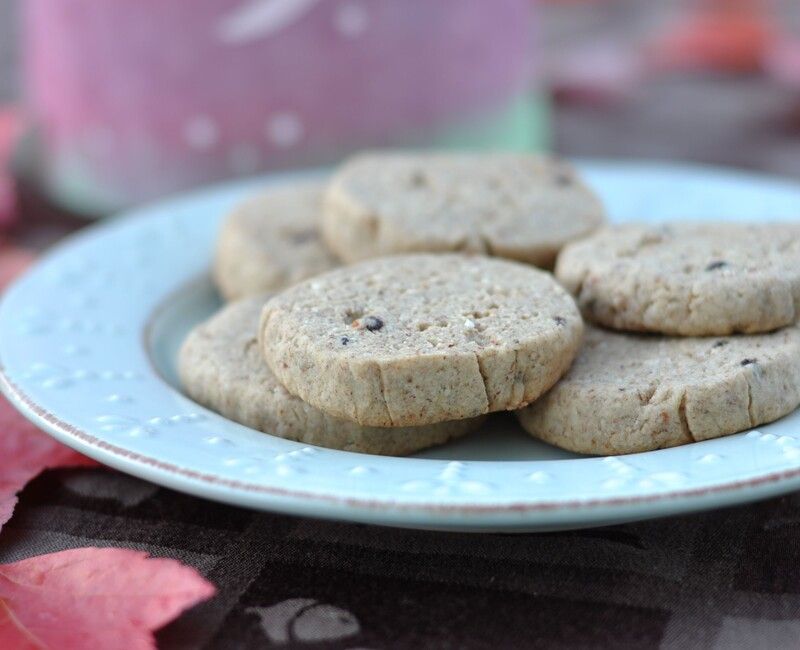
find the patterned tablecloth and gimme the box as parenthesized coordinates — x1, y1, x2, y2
(3, 467, 800, 649)
(3, 2, 800, 648)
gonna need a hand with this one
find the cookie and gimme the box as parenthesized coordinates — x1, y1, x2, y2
(556, 222, 800, 336)
(179, 296, 484, 455)
(517, 325, 800, 455)
(260, 254, 583, 427)
(213, 181, 339, 300)
(321, 151, 606, 268)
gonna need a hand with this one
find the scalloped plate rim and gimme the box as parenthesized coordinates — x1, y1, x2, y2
(2, 159, 800, 531)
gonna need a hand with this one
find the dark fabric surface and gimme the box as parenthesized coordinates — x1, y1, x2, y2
(4, 2, 800, 649)
(4, 467, 800, 650)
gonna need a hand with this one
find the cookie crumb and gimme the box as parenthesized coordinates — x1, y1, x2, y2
(464, 318, 476, 330)
(705, 260, 728, 271)
(740, 358, 757, 366)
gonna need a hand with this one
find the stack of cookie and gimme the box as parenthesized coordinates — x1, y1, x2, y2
(181, 150, 800, 456)
(212, 152, 605, 299)
(181, 151, 603, 455)
(516, 222, 800, 454)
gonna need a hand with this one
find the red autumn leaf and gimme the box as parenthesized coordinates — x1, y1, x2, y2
(647, 3, 777, 73)
(0, 548, 215, 649)
(0, 398, 97, 531)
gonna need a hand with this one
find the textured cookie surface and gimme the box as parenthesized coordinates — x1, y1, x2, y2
(213, 181, 339, 300)
(179, 297, 484, 455)
(556, 222, 800, 335)
(321, 151, 606, 267)
(260, 254, 583, 427)
(517, 325, 800, 455)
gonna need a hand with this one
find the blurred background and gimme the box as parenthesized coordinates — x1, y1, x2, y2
(0, 0, 798, 227)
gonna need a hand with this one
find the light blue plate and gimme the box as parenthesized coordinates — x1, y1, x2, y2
(2, 160, 800, 532)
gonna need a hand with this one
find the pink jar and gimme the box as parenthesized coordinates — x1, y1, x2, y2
(24, 0, 539, 214)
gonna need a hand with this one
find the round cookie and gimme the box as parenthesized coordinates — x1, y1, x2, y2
(213, 181, 339, 300)
(259, 254, 584, 428)
(517, 325, 800, 455)
(556, 222, 800, 336)
(179, 296, 485, 456)
(321, 151, 606, 268)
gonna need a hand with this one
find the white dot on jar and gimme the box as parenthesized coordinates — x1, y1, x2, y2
(334, 1, 369, 38)
(228, 144, 261, 174)
(183, 115, 219, 150)
(265, 112, 304, 149)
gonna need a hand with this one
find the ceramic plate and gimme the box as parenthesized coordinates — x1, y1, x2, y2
(3, 161, 800, 532)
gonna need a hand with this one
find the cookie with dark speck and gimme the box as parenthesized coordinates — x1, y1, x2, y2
(516, 324, 800, 455)
(260, 254, 583, 427)
(213, 181, 339, 300)
(321, 151, 606, 268)
(179, 296, 484, 455)
(556, 222, 800, 335)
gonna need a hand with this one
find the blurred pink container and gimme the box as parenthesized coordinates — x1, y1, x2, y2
(24, 0, 537, 214)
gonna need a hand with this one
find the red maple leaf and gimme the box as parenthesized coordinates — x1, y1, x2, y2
(0, 180, 216, 650)
(0, 548, 215, 649)
(648, 2, 777, 73)
(0, 398, 97, 531)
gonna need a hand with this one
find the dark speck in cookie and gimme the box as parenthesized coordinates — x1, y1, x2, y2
(740, 358, 757, 366)
(363, 316, 384, 331)
(410, 171, 427, 187)
(288, 228, 318, 245)
(554, 170, 573, 187)
(705, 260, 728, 271)
(712, 340, 729, 348)
(553, 316, 567, 326)
(340, 336, 350, 345)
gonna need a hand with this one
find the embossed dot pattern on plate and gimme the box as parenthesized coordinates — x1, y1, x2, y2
(2, 163, 800, 531)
